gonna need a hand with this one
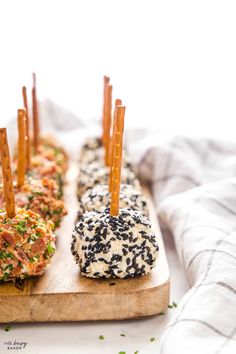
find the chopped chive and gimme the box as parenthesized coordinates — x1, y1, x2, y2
(150, 337, 155, 342)
(120, 333, 126, 337)
(159, 311, 165, 315)
(168, 304, 173, 309)
(99, 335, 105, 340)
(173, 301, 178, 308)
(119, 352, 126, 354)
(4, 325, 12, 332)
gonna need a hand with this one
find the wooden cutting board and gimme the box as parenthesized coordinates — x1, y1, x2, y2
(0, 164, 170, 323)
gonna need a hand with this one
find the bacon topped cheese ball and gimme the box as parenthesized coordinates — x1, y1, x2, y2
(0, 177, 67, 229)
(0, 208, 55, 281)
(78, 184, 149, 218)
(38, 136, 68, 173)
(28, 155, 64, 197)
(77, 163, 140, 198)
(71, 208, 159, 278)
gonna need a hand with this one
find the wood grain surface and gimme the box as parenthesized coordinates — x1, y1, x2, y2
(0, 164, 170, 322)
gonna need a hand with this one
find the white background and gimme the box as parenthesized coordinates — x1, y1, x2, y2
(0, 1, 236, 353)
(0, 0, 236, 138)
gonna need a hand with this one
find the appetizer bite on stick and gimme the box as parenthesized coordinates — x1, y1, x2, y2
(0, 128, 56, 281)
(2, 110, 67, 228)
(31, 73, 68, 172)
(78, 104, 148, 217)
(78, 93, 138, 197)
(77, 162, 140, 198)
(77, 184, 149, 218)
(79, 78, 134, 172)
(72, 106, 159, 278)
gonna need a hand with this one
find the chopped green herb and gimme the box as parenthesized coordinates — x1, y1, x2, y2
(3, 273, 10, 280)
(118, 352, 126, 354)
(4, 264, 13, 271)
(150, 337, 155, 342)
(16, 224, 27, 234)
(134, 351, 139, 354)
(120, 333, 126, 337)
(18, 221, 26, 227)
(173, 301, 178, 308)
(4, 325, 12, 332)
(159, 311, 165, 315)
(168, 304, 173, 309)
(99, 335, 105, 340)
(46, 244, 55, 255)
(52, 208, 63, 215)
(0, 251, 7, 259)
(33, 191, 44, 196)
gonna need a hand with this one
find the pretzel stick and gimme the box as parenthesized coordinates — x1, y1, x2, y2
(22, 86, 30, 167)
(17, 109, 26, 188)
(104, 84, 112, 166)
(102, 76, 110, 146)
(0, 128, 16, 218)
(109, 99, 122, 191)
(110, 106, 125, 216)
(32, 73, 40, 152)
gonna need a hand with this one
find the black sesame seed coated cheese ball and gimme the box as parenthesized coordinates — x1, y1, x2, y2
(77, 184, 149, 219)
(79, 137, 136, 172)
(77, 163, 141, 198)
(71, 208, 159, 278)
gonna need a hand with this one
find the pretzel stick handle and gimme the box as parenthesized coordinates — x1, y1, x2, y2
(0, 128, 16, 218)
(102, 76, 110, 146)
(32, 73, 40, 152)
(104, 84, 112, 166)
(110, 106, 125, 216)
(17, 109, 26, 187)
(22, 86, 30, 167)
(109, 99, 122, 192)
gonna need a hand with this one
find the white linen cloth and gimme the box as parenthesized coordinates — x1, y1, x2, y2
(134, 136, 236, 354)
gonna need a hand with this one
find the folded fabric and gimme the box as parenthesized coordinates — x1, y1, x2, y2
(136, 136, 236, 354)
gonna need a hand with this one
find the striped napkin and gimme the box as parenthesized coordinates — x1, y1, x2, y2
(135, 136, 236, 354)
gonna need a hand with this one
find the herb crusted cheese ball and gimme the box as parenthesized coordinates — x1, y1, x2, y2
(78, 184, 149, 218)
(38, 136, 68, 173)
(0, 177, 67, 229)
(0, 208, 55, 281)
(71, 208, 159, 278)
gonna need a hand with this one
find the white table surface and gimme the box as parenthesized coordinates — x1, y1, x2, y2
(0, 228, 189, 354)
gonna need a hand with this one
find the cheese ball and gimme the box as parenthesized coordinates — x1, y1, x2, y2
(0, 208, 56, 281)
(71, 208, 159, 278)
(0, 177, 67, 229)
(28, 155, 64, 197)
(77, 163, 141, 197)
(79, 137, 135, 172)
(78, 184, 149, 218)
(79, 137, 103, 165)
(38, 135, 68, 173)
